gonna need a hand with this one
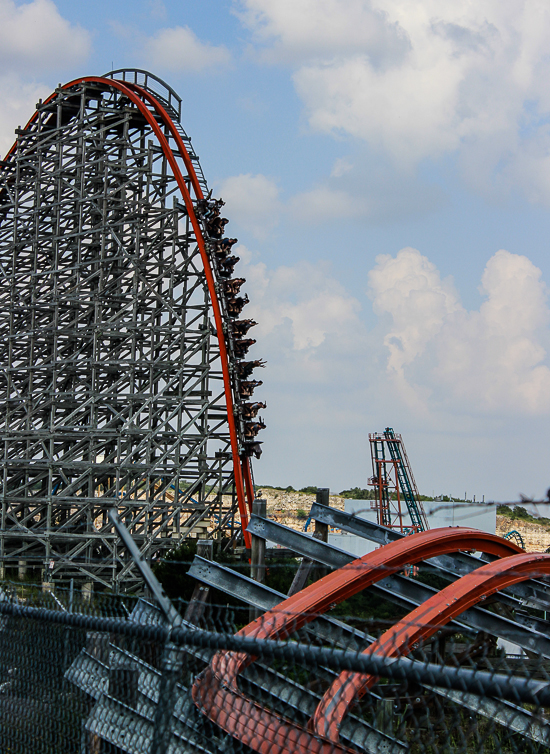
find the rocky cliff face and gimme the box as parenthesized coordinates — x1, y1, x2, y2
(496, 515, 550, 552)
(250, 489, 550, 551)
(256, 487, 346, 531)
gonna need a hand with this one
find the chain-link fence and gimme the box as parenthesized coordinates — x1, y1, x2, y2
(1, 577, 550, 754)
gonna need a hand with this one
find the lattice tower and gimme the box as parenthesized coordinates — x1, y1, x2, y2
(368, 428, 428, 533)
(0, 70, 264, 591)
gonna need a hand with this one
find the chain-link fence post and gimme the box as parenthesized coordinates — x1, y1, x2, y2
(108, 509, 185, 754)
(151, 640, 184, 754)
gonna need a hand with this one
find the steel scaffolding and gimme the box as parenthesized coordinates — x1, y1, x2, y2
(0, 70, 261, 591)
(368, 428, 428, 532)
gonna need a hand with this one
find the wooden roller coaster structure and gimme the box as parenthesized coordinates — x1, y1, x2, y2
(0, 69, 266, 590)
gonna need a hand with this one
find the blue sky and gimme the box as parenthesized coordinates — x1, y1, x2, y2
(2, 0, 550, 501)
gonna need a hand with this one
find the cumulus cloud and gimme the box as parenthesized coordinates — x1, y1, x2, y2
(369, 248, 460, 372)
(293, 53, 462, 167)
(368, 247, 550, 415)
(238, 0, 550, 199)
(229, 244, 550, 497)
(236, 247, 364, 357)
(236, 0, 409, 65)
(0, 0, 90, 71)
(0, 0, 90, 158)
(145, 25, 231, 71)
(216, 173, 281, 239)
(234, 247, 372, 489)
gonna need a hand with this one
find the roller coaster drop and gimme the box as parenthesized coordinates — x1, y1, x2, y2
(0, 69, 264, 589)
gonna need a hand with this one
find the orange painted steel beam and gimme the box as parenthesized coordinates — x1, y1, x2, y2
(314, 551, 550, 741)
(4, 76, 252, 545)
(193, 528, 521, 753)
(193, 666, 358, 754)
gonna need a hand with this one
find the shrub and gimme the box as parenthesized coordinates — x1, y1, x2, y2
(497, 504, 513, 516)
(339, 487, 375, 500)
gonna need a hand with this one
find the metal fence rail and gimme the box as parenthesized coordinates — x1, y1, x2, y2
(0, 582, 549, 754)
(0, 497, 548, 754)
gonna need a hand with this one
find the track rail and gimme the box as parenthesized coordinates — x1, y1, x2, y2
(245, 514, 550, 654)
(188, 551, 550, 748)
(192, 527, 521, 752)
(314, 551, 550, 741)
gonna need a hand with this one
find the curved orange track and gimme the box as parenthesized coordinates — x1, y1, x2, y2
(314, 550, 550, 741)
(192, 527, 522, 753)
(4, 76, 253, 545)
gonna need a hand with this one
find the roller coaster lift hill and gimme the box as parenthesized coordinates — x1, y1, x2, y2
(369, 428, 429, 533)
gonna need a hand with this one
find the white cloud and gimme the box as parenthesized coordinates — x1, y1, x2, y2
(236, 0, 409, 65)
(232, 245, 550, 499)
(368, 247, 550, 415)
(0, 0, 90, 71)
(236, 248, 364, 355)
(289, 186, 363, 223)
(293, 52, 463, 167)
(145, 25, 231, 72)
(238, 0, 550, 198)
(369, 247, 460, 372)
(0, 75, 50, 157)
(224, 250, 369, 492)
(330, 158, 353, 178)
(288, 159, 445, 224)
(0, 0, 90, 158)
(220, 165, 433, 230)
(216, 173, 281, 239)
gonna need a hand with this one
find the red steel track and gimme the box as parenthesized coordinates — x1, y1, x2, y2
(192, 527, 522, 753)
(5, 76, 253, 545)
(314, 550, 550, 741)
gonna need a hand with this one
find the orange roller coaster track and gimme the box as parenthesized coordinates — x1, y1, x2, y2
(192, 527, 522, 754)
(314, 550, 550, 741)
